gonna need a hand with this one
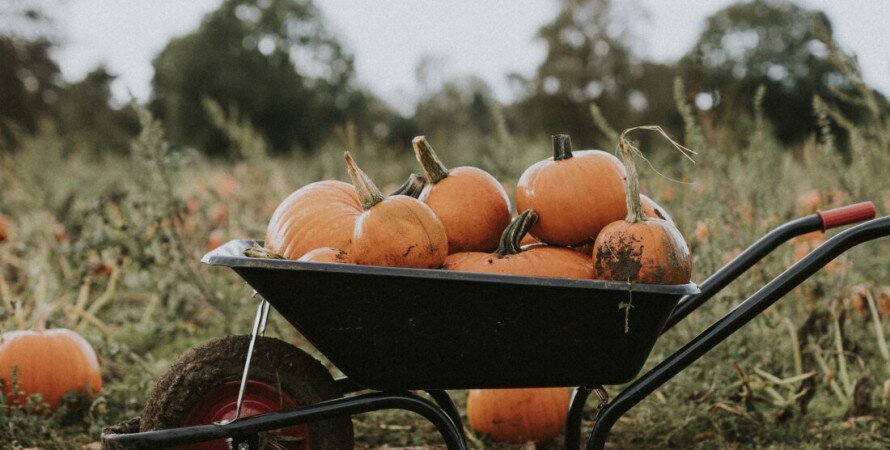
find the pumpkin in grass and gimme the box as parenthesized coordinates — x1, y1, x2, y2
(298, 247, 351, 264)
(0, 329, 102, 410)
(444, 210, 593, 279)
(0, 215, 10, 242)
(515, 134, 627, 246)
(412, 136, 511, 253)
(591, 127, 692, 285)
(344, 152, 448, 268)
(467, 387, 570, 444)
(264, 180, 361, 260)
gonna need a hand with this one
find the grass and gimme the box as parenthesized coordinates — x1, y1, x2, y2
(1, 71, 890, 448)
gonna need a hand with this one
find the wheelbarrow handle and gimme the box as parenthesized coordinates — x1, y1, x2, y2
(818, 201, 876, 231)
(662, 201, 876, 332)
(583, 215, 890, 450)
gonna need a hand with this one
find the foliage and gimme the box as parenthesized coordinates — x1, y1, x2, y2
(150, 0, 381, 155)
(684, 0, 888, 147)
(2, 59, 890, 446)
(0, 35, 60, 144)
(511, 0, 681, 148)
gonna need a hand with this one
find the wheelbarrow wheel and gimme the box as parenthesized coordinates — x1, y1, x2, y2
(140, 335, 354, 450)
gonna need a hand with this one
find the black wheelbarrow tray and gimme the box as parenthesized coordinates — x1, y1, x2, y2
(102, 202, 888, 450)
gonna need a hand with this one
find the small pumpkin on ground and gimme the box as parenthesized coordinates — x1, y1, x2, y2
(264, 180, 361, 260)
(515, 134, 627, 246)
(466, 387, 571, 444)
(298, 247, 351, 264)
(0, 215, 10, 242)
(344, 152, 448, 268)
(412, 136, 511, 253)
(0, 328, 102, 410)
(444, 209, 593, 279)
(591, 126, 693, 285)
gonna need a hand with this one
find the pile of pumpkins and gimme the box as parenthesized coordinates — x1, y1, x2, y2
(262, 129, 693, 444)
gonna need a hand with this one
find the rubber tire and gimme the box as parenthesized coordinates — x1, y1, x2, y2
(140, 335, 354, 449)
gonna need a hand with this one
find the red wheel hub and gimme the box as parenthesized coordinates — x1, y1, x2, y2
(182, 379, 311, 450)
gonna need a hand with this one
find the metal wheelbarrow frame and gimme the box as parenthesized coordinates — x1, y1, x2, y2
(101, 202, 886, 450)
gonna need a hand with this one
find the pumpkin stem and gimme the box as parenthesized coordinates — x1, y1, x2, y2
(412, 136, 450, 184)
(495, 209, 538, 257)
(344, 151, 385, 210)
(617, 130, 647, 223)
(618, 125, 696, 223)
(552, 134, 573, 160)
(390, 173, 427, 198)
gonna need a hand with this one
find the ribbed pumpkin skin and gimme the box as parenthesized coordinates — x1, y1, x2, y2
(420, 167, 511, 253)
(516, 150, 627, 246)
(467, 388, 570, 443)
(592, 219, 691, 284)
(444, 245, 593, 279)
(297, 247, 351, 264)
(0, 329, 102, 409)
(351, 196, 448, 268)
(264, 180, 361, 260)
(641, 194, 674, 224)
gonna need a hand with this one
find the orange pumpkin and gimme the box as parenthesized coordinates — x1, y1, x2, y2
(298, 247, 351, 264)
(0, 215, 10, 242)
(444, 210, 593, 279)
(466, 387, 570, 443)
(641, 194, 674, 224)
(344, 152, 448, 268)
(412, 136, 511, 253)
(516, 134, 627, 246)
(0, 329, 102, 410)
(264, 180, 361, 260)
(518, 196, 667, 251)
(591, 127, 692, 284)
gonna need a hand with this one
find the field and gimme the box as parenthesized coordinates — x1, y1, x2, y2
(2, 89, 890, 449)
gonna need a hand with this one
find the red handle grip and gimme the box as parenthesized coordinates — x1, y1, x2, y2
(817, 201, 876, 231)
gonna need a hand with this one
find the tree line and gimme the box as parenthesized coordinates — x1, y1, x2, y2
(1, 0, 886, 156)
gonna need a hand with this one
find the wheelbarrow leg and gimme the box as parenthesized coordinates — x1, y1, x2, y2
(426, 390, 467, 444)
(565, 386, 607, 450)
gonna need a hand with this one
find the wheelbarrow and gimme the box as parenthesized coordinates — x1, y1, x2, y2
(101, 202, 887, 450)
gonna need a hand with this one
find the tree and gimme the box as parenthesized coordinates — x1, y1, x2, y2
(151, 0, 371, 154)
(55, 67, 139, 153)
(0, 36, 61, 144)
(686, 0, 879, 145)
(512, 0, 681, 147)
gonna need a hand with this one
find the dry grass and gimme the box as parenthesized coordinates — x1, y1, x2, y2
(1, 77, 889, 448)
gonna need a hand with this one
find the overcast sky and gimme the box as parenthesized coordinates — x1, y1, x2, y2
(46, 0, 890, 113)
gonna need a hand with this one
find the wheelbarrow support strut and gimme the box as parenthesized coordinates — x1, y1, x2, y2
(575, 215, 890, 450)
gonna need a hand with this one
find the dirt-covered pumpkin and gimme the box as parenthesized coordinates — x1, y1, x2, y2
(444, 209, 593, 279)
(591, 127, 692, 284)
(515, 134, 627, 246)
(0, 329, 102, 409)
(412, 136, 511, 253)
(344, 152, 448, 268)
(467, 387, 571, 443)
(264, 180, 361, 260)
